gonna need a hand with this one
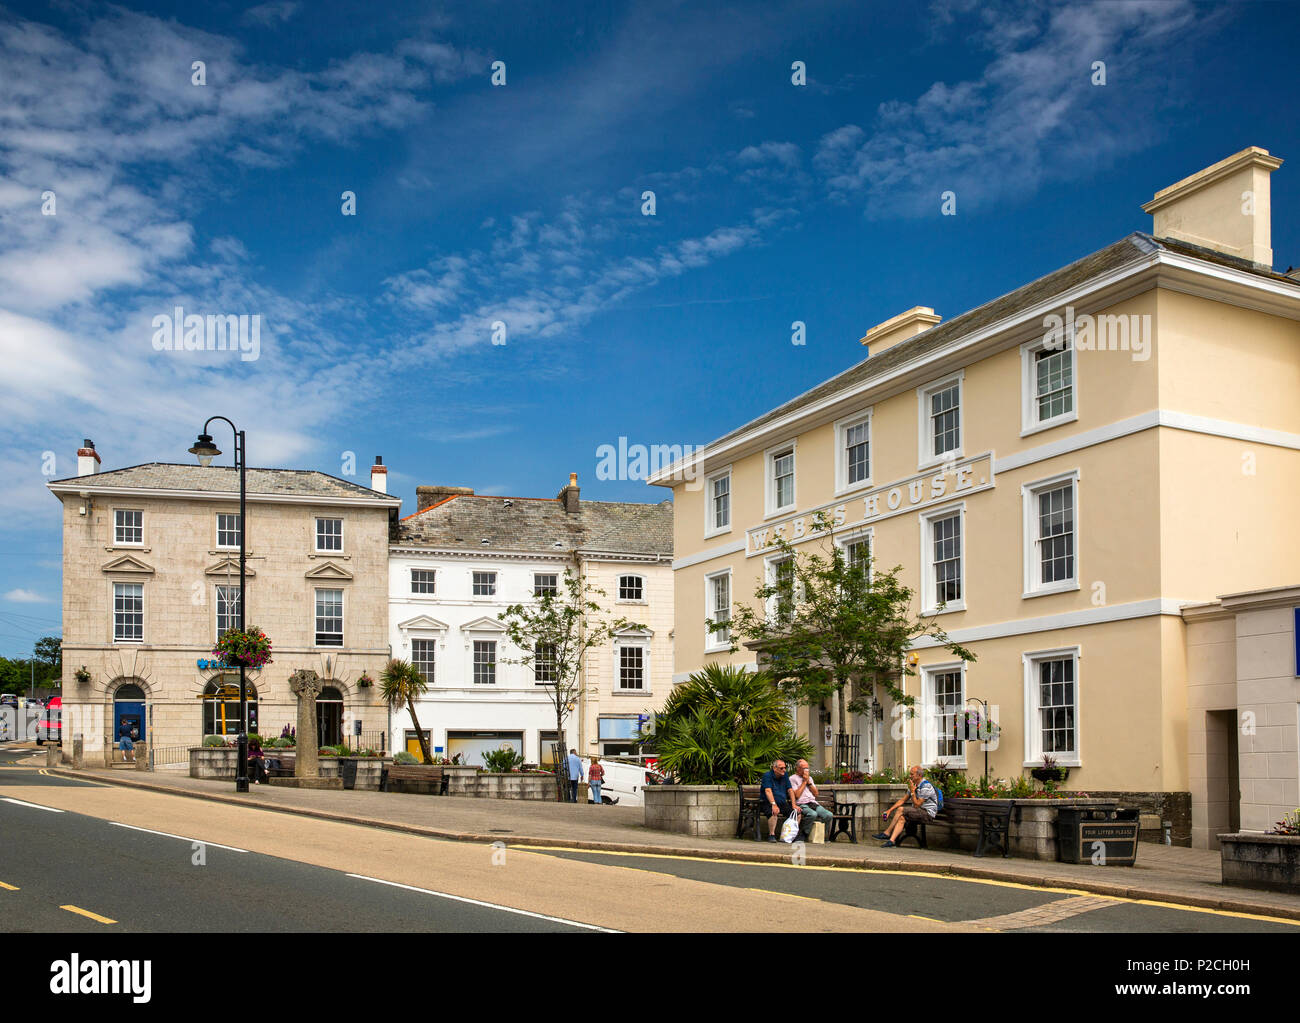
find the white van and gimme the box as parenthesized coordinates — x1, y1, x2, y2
(588, 757, 662, 807)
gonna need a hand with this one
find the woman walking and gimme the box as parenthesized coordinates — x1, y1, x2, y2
(588, 756, 605, 805)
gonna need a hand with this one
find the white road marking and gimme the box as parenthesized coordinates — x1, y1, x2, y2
(1, 797, 64, 813)
(345, 873, 620, 932)
(109, 822, 248, 853)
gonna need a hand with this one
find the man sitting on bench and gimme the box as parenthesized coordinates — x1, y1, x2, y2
(877, 765, 938, 847)
(758, 759, 793, 843)
(790, 759, 834, 841)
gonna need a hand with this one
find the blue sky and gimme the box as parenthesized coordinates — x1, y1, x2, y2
(1, 0, 1298, 655)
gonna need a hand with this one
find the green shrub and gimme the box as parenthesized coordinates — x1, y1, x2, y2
(246, 733, 263, 746)
(482, 747, 525, 772)
(393, 751, 418, 765)
(202, 735, 227, 747)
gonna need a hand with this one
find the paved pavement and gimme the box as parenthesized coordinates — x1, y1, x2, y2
(21, 751, 1300, 923)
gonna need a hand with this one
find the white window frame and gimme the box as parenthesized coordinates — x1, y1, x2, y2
(215, 584, 241, 641)
(112, 581, 144, 643)
(704, 465, 733, 539)
(612, 630, 651, 694)
(919, 501, 966, 615)
(835, 526, 874, 586)
(472, 571, 497, 598)
(1021, 469, 1081, 598)
(617, 574, 645, 603)
(313, 587, 344, 648)
(764, 553, 796, 623)
(1020, 332, 1078, 437)
(410, 568, 436, 595)
(411, 637, 437, 684)
(215, 512, 241, 550)
(114, 509, 143, 547)
(764, 440, 797, 518)
(704, 568, 732, 653)
(533, 642, 558, 684)
(1023, 646, 1082, 767)
(533, 573, 558, 598)
(472, 639, 497, 685)
(834, 408, 874, 497)
(916, 370, 965, 471)
(314, 517, 344, 553)
(920, 660, 967, 769)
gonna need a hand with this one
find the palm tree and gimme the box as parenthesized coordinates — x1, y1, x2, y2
(651, 663, 813, 785)
(380, 658, 432, 764)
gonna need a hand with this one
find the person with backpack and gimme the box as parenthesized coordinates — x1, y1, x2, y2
(876, 765, 941, 846)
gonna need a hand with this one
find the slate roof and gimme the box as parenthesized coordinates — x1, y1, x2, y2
(47, 463, 394, 501)
(700, 231, 1297, 453)
(394, 495, 674, 557)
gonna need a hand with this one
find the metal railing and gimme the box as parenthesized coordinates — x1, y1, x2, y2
(148, 745, 193, 770)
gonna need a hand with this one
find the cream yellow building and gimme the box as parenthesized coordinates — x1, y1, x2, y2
(49, 442, 400, 758)
(651, 147, 1300, 846)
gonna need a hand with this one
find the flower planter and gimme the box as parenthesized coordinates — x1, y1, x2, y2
(918, 798, 1117, 860)
(316, 756, 391, 791)
(189, 746, 238, 779)
(643, 785, 740, 839)
(1031, 767, 1069, 783)
(470, 773, 557, 800)
(1219, 833, 1300, 893)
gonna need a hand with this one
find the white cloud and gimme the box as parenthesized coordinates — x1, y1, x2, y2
(4, 589, 51, 604)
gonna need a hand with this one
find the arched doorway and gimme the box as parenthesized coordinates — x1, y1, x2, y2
(317, 686, 343, 746)
(113, 681, 147, 745)
(202, 678, 259, 739)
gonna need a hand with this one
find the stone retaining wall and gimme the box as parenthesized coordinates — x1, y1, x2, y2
(643, 785, 739, 838)
(1219, 833, 1300, 893)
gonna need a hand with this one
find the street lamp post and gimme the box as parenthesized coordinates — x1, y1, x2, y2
(190, 419, 249, 793)
(965, 696, 992, 782)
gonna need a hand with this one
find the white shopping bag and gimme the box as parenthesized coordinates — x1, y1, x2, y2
(780, 808, 801, 844)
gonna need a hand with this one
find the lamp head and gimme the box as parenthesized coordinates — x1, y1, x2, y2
(189, 433, 221, 467)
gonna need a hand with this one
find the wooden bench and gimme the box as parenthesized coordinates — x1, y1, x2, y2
(737, 783, 857, 843)
(265, 752, 296, 778)
(896, 796, 1015, 857)
(379, 763, 448, 795)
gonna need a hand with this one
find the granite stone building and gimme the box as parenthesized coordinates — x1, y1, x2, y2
(388, 474, 673, 767)
(651, 146, 1300, 847)
(48, 443, 401, 758)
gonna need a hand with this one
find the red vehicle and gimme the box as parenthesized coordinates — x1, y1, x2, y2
(36, 696, 61, 745)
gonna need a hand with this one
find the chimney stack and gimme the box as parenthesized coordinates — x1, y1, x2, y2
(370, 456, 387, 494)
(1142, 146, 1284, 268)
(415, 485, 474, 511)
(860, 306, 941, 358)
(77, 439, 100, 476)
(558, 472, 580, 514)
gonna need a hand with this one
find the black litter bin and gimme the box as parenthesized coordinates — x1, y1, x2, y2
(339, 758, 358, 791)
(1056, 805, 1140, 865)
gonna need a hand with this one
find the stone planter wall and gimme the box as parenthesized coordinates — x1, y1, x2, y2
(443, 764, 488, 796)
(469, 773, 557, 800)
(829, 784, 909, 833)
(316, 757, 391, 790)
(189, 747, 238, 779)
(915, 798, 1118, 860)
(643, 785, 740, 838)
(1219, 833, 1300, 893)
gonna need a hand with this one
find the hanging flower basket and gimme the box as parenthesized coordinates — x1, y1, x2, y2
(213, 626, 273, 668)
(959, 709, 1001, 743)
(74, 666, 92, 686)
(356, 672, 374, 689)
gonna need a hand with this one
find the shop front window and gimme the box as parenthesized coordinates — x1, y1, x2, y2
(202, 677, 258, 737)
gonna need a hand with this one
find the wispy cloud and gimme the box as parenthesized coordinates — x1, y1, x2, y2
(4, 589, 51, 604)
(814, 0, 1209, 217)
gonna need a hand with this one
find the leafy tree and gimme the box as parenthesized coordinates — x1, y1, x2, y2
(33, 636, 62, 674)
(379, 658, 432, 764)
(718, 512, 976, 737)
(647, 663, 813, 785)
(0, 657, 21, 695)
(499, 568, 639, 749)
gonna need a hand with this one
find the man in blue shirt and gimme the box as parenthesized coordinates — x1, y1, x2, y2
(758, 759, 794, 842)
(566, 748, 584, 803)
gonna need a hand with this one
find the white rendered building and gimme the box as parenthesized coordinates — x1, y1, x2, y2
(387, 474, 673, 766)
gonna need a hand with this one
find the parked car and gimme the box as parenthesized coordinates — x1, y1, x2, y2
(0, 694, 17, 707)
(35, 696, 61, 745)
(588, 756, 663, 807)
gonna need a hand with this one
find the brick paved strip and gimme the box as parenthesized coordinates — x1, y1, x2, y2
(964, 894, 1121, 931)
(46, 769, 1300, 923)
